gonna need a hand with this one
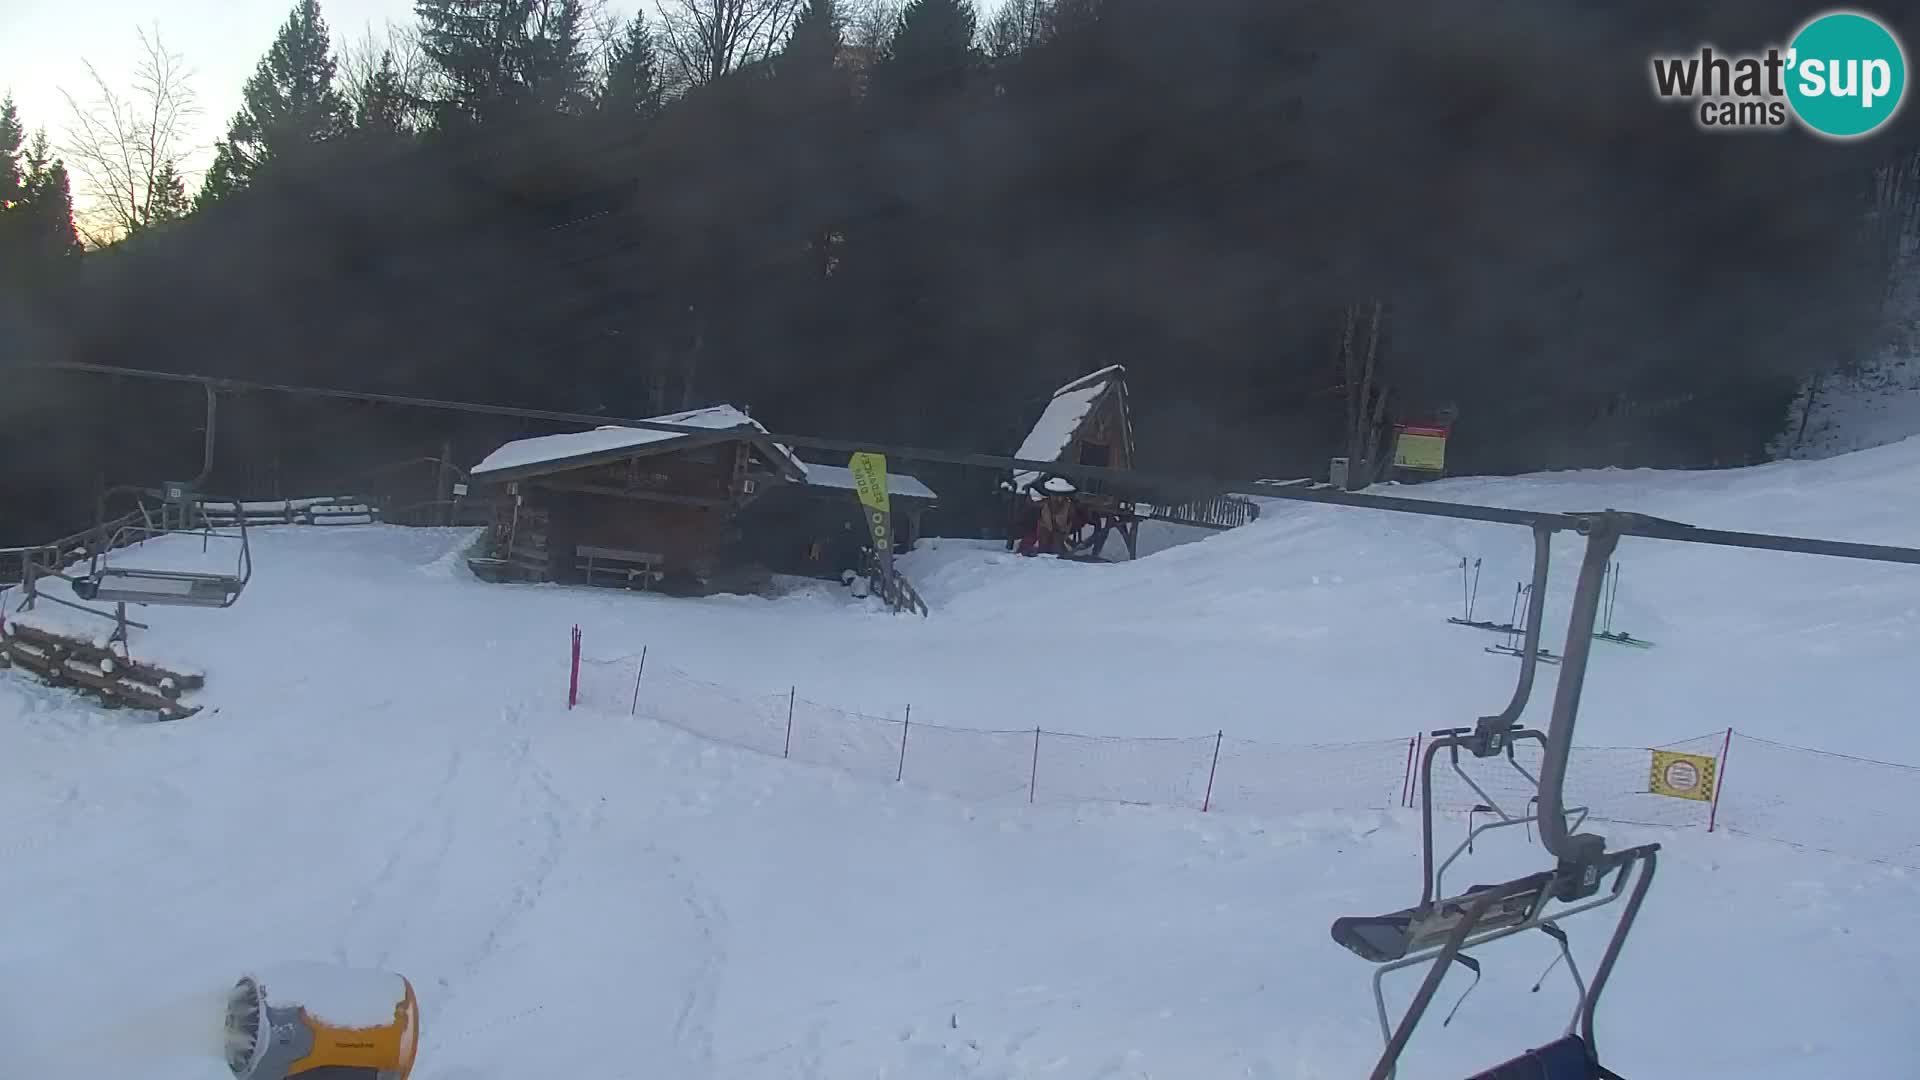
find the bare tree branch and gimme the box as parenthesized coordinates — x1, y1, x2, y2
(58, 24, 201, 244)
(651, 0, 803, 90)
(337, 18, 436, 130)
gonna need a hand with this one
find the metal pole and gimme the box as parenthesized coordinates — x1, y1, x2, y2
(1202, 730, 1223, 812)
(1029, 726, 1041, 804)
(1708, 727, 1734, 833)
(1536, 515, 1624, 862)
(192, 384, 218, 490)
(784, 686, 795, 759)
(896, 704, 911, 782)
(1486, 525, 1554, 728)
(629, 645, 647, 716)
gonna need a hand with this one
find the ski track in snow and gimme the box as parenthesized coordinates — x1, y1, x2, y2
(4, 447, 1920, 1077)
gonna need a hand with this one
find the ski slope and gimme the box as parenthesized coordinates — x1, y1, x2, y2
(4, 438, 1920, 1079)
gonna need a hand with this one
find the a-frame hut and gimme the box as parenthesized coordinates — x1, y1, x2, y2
(1010, 365, 1135, 494)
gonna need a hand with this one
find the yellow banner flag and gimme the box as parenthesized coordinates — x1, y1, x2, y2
(1648, 750, 1717, 802)
(848, 452, 891, 514)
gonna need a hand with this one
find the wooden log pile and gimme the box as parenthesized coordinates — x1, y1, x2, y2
(0, 620, 205, 721)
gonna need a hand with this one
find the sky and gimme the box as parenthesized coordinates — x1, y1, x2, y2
(2, 1, 423, 183)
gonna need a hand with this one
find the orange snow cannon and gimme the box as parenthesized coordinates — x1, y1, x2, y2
(224, 964, 420, 1080)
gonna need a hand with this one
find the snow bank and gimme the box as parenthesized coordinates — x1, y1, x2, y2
(471, 405, 801, 479)
(3, 441, 1919, 1078)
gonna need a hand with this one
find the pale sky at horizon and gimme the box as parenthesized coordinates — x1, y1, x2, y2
(2, 0, 428, 190)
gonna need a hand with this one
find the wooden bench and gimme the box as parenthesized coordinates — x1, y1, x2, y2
(575, 545, 665, 590)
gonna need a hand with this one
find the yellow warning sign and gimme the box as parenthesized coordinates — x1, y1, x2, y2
(1393, 425, 1448, 473)
(1648, 750, 1717, 802)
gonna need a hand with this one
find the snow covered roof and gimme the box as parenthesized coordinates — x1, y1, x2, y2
(804, 463, 939, 502)
(470, 405, 807, 482)
(1012, 365, 1127, 491)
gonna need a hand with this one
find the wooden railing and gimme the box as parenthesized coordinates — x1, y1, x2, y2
(1143, 493, 1263, 531)
(0, 508, 148, 586)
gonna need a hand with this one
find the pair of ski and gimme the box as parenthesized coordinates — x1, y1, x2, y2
(1452, 558, 1654, 658)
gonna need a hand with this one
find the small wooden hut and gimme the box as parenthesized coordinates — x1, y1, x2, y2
(466, 405, 807, 593)
(1010, 364, 1135, 494)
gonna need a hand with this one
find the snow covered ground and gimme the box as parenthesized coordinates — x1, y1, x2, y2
(4, 437, 1920, 1078)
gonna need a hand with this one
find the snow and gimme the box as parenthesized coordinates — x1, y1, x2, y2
(802, 462, 938, 502)
(248, 963, 407, 1029)
(2, 436, 1920, 1078)
(1011, 367, 1124, 491)
(470, 405, 802, 479)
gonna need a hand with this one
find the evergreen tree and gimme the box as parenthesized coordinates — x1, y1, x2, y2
(600, 14, 665, 121)
(355, 50, 415, 134)
(415, 0, 593, 124)
(19, 145, 83, 261)
(526, 0, 593, 116)
(871, 0, 977, 102)
(147, 161, 192, 227)
(198, 0, 350, 206)
(0, 97, 23, 212)
(780, 0, 842, 77)
(0, 105, 81, 281)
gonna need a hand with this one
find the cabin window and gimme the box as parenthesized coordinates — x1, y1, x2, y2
(1078, 442, 1111, 467)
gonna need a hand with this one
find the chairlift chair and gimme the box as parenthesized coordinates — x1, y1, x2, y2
(1331, 519, 1657, 1080)
(71, 498, 253, 609)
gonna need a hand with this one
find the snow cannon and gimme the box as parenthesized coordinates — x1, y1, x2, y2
(223, 964, 419, 1080)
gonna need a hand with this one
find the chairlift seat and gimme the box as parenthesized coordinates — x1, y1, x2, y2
(74, 567, 245, 608)
(1332, 879, 1549, 964)
(1469, 1034, 1616, 1080)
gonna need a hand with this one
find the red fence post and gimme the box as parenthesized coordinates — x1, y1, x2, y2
(1708, 727, 1734, 833)
(1202, 730, 1224, 812)
(1397, 730, 1428, 807)
(568, 625, 581, 709)
(896, 704, 911, 782)
(628, 645, 648, 716)
(783, 686, 795, 759)
(1029, 726, 1041, 804)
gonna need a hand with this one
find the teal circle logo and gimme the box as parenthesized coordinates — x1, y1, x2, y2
(1786, 11, 1907, 138)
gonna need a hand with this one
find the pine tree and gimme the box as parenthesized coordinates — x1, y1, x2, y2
(198, 0, 350, 206)
(781, 0, 842, 77)
(0, 107, 81, 278)
(147, 161, 192, 227)
(416, 0, 580, 125)
(526, 0, 593, 115)
(872, 0, 978, 102)
(0, 97, 24, 212)
(20, 140, 83, 260)
(600, 14, 665, 121)
(355, 50, 415, 134)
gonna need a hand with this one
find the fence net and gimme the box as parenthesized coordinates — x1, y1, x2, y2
(1713, 733, 1920, 867)
(569, 633, 1920, 870)
(1416, 730, 1725, 831)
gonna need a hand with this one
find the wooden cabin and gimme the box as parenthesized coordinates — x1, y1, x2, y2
(1011, 364, 1135, 495)
(466, 405, 807, 593)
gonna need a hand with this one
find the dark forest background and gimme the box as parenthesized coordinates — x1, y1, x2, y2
(5, 0, 1920, 544)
